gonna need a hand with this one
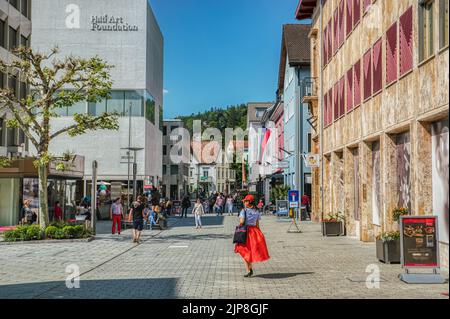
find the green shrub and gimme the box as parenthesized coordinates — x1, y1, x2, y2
(376, 231, 401, 242)
(73, 225, 85, 238)
(26, 225, 43, 240)
(3, 229, 20, 242)
(45, 226, 58, 239)
(63, 226, 77, 238)
(54, 228, 66, 239)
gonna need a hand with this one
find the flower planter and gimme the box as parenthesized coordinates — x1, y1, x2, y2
(322, 221, 344, 236)
(376, 239, 400, 264)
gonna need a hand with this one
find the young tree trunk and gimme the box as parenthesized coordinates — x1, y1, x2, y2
(38, 163, 50, 229)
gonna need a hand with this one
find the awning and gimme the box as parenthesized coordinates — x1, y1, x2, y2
(295, 0, 318, 20)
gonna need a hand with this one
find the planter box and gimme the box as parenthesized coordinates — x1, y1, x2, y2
(322, 221, 344, 236)
(376, 239, 400, 264)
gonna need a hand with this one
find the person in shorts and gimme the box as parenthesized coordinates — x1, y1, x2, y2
(128, 196, 145, 243)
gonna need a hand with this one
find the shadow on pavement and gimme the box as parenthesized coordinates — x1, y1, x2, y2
(0, 278, 178, 299)
(168, 215, 225, 228)
(253, 272, 315, 279)
(143, 233, 233, 242)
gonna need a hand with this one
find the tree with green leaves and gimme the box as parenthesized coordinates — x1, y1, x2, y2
(0, 47, 119, 229)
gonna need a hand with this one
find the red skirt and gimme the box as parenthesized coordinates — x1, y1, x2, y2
(235, 226, 270, 263)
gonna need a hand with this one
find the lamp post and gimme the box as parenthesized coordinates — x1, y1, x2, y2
(121, 147, 144, 202)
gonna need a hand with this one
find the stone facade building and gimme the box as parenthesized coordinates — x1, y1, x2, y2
(297, 0, 449, 269)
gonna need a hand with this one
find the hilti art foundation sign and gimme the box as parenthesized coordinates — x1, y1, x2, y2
(91, 15, 139, 32)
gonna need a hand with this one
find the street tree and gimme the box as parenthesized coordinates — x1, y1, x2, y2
(0, 47, 119, 229)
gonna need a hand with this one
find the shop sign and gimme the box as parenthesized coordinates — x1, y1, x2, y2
(400, 216, 439, 268)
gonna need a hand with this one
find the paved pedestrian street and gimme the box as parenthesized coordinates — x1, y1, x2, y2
(0, 215, 448, 299)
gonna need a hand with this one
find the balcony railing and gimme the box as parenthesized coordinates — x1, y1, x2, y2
(302, 77, 318, 99)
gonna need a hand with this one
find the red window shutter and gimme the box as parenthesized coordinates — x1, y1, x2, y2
(364, 0, 371, 13)
(328, 20, 333, 62)
(333, 9, 339, 55)
(372, 38, 383, 93)
(363, 49, 372, 100)
(386, 22, 398, 85)
(323, 25, 328, 66)
(339, 0, 345, 47)
(346, 68, 353, 112)
(334, 82, 339, 121)
(354, 59, 361, 106)
(399, 6, 413, 76)
(346, 0, 353, 36)
(328, 89, 333, 124)
(339, 77, 345, 117)
(353, 0, 361, 26)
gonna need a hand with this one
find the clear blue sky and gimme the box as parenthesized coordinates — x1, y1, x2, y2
(149, 0, 306, 119)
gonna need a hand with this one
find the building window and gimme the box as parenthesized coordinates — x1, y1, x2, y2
(363, 0, 371, 13)
(399, 6, 414, 76)
(353, 0, 361, 26)
(0, 20, 6, 49)
(333, 8, 339, 55)
(163, 145, 167, 156)
(170, 165, 179, 175)
(8, 75, 17, 98)
(363, 48, 372, 100)
(0, 118, 4, 147)
(372, 38, 383, 93)
(338, 0, 345, 47)
(20, 0, 28, 18)
(124, 91, 144, 117)
(88, 98, 107, 116)
(163, 165, 167, 175)
(0, 72, 4, 89)
(20, 35, 28, 48)
(327, 20, 332, 62)
(419, 0, 435, 62)
(18, 129, 25, 146)
(307, 133, 312, 153)
(67, 100, 86, 116)
(163, 126, 167, 136)
(346, 0, 353, 36)
(333, 82, 339, 121)
(9, 0, 18, 10)
(255, 108, 266, 118)
(7, 128, 16, 146)
(354, 59, 361, 107)
(323, 25, 328, 66)
(346, 68, 353, 112)
(170, 125, 178, 132)
(339, 76, 345, 118)
(439, 0, 449, 49)
(9, 26, 18, 51)
(19, 81, 27, 100)
(386, 22, 398, 85)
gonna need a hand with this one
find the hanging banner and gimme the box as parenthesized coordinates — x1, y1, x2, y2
(303, 154, 320, 168)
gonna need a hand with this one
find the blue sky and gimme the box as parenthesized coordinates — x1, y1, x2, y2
(149, 0, 306, 119)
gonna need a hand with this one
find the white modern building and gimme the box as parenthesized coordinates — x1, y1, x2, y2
(30, 0, 164, 196)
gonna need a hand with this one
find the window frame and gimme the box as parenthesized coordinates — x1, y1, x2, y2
(419, 0, 435, 63)
(439, 0, 449, 49)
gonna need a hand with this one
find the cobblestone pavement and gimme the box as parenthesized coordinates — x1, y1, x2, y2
(0, 214, 448, 299)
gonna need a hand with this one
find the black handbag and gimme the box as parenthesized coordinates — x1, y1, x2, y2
(233, 209, 248, 244)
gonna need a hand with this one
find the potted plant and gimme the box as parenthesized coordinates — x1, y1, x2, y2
(322, 212, 345, 236)
(376, 207, 409, 264)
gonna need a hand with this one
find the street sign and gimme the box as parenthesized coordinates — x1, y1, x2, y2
(144, 176, 153, 189)
(276, 200, 289, 216)
(288, 190, 299, 209)
(272, 161, 290, 169)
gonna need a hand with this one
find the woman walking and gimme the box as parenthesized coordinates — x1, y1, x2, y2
(192, 198, 204, 229)
(235, 194, 270, 277)
(226, 195, 234, 216)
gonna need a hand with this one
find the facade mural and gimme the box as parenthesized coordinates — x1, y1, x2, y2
(396, 132, 411, 211)
(432, 119, 449, 244)
(372, 142, 381, 226)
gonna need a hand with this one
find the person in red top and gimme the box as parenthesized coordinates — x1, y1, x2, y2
(301, 194, 311, 220)
(54, 201, 63, 221)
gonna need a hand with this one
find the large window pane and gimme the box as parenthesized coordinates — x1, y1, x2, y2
(145, 91, 155, 123)
(9, 26, 17, 51)
(124, 91, 143, 117)
(107, 91, 125, 115)
(67, 100, 86, 116)
(7, 128, 16, 146)
(9, 0, 18, 10)
(88, 98, 107, 116)
(419, 1, 435, 62)
(54, 106, 68, 117)
(8, 76, 17, 97)
(0, 20, 6, 49)
(20, 0, 28, 17)
(0, 118, 4, 146)
(20, 35, 28, 48)
(440, 0, 449, 48)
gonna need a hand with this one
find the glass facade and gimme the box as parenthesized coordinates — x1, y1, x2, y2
(53, 90, 158, 123)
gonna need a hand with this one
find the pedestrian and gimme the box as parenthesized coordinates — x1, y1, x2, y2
(54, 201, 63, 221)
(215, 193, 224, 216)
(165, 198, 173, 216)
(257, 198, 264, 213)
(226, 195, 234, 216)
(128, 196, 146, 243)
(301, 193, 311, 220)
(110, 197, 123, 235)
(181, 195, 191, 218)
(193, 198, 204, 229)
(235, 194, 270, 277)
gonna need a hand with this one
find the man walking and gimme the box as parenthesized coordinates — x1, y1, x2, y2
(181, 195, 191, 218)
(110, 197, 123, 235)
(129, 196, 145, 243)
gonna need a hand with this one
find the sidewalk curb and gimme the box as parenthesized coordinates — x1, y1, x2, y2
(0, 237, 95, 245)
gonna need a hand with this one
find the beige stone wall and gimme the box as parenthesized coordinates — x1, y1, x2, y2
(309, 0, 449, 270)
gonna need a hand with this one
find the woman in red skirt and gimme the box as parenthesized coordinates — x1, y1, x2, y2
(235, 195, 270, 277)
